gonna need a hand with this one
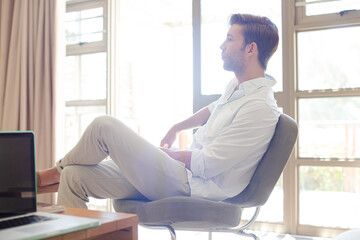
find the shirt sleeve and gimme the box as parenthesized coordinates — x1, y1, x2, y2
(206, 100, 218, 113)
(190, 102, 279, 179)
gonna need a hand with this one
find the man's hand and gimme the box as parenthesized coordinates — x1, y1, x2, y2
(161, 148, 192, 170)
(160, 125, 179, 148)
(160, 107, 211, 148)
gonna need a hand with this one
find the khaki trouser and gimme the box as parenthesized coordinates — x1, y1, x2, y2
(56, 115, 190, 208)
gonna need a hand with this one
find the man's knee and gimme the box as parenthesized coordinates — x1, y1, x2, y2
(91, 115, 124, 134)
(92, 115, 114, 128)
(61, 166, 83, 187)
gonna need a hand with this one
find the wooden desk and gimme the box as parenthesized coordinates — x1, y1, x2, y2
(47, 207, 138, 240)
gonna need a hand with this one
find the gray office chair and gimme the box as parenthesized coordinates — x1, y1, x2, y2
(113, 113, 298, 240)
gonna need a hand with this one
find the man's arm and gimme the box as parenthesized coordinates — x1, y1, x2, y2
(160, 107, 211, 148)
(191, 104, 279, 179)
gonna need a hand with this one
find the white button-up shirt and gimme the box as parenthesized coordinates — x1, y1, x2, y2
(187, 76, 280, 201)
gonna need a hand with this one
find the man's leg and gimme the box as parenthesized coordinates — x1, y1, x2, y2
(57, 159, 145, 208)
(57, 115, 190, 201)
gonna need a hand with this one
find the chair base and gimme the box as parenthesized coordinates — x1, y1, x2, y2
(141, 225, 259, 240)
(236, 230, 260, 240)
(160, 225, 176, 240)
(141, 207, 261, 240)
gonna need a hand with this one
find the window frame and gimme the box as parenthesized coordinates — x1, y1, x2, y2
(65, 0, 108, 112)
(295, 0, 360, 26)
(65, 0, 107, 55)
(193, 0, 360, 237)
(64, 0, 111, 211)
(285, 0, 360, 237)
(192, 0, 220, 112)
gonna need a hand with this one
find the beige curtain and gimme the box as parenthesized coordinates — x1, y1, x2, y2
(0, 0, 63, 203)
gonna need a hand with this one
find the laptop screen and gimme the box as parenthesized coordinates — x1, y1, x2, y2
(0, 132, 37, 218)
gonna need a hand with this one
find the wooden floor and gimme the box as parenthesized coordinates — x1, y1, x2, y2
(138, 227, 331, 240)
(251, 232, 330, 240)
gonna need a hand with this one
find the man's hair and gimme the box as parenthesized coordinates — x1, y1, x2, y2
(229, 13, 279, 70)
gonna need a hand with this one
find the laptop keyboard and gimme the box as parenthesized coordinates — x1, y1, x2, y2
(0, 215, 52, 230)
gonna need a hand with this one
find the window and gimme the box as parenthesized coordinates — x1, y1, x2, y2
(297, 27, 360, 91)
(64, 0, 108, 211)
(295, 0, 360, 16)
(299, 166, 360, 228)
(62, 0, 193, 213)
(65, 7, 104, 44)
(295, 0, 360, 25)
(291, 0, 360, 237)
(298, 97, 360, 159)
(64, 0, 107, 153)
(112, 0, 193, 147)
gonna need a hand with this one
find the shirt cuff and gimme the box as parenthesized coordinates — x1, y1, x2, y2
(190, 149, 205, 178)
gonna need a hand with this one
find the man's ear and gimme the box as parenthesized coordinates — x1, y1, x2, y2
(246, 42, 258, 56)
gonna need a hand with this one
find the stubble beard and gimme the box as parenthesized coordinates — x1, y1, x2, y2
(223, 58, 245, 75)
(222, 47, 246, 74)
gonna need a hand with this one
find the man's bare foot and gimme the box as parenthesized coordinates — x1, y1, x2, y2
(37, 183, 59, 194)
(37, 167, 60, 187)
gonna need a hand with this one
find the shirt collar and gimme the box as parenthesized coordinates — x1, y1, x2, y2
(237, 74, 276, 96)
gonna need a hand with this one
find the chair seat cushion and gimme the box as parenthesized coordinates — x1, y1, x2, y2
(113, 196, 242, 230)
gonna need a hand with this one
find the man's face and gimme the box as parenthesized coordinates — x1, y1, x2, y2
(220, 24, 247, 73)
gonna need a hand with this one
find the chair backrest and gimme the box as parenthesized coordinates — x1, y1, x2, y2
(224, 113, 298, 207)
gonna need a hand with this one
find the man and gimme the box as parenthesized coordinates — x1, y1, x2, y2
(38, 13, 280, 208)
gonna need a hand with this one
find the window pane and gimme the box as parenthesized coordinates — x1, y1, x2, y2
(241, 177, 283, 223)
(300, 166, 360, 228)
(298, 97, 360, 159)
(201, 0, 283, 95)
(304, 0, 360, 16)
(116, 0, 193, 147)
(65, 7, 104, 45)
(64, 52, 106, 101)
(298, 27, 360, 91)
(65, 106, 106, 152)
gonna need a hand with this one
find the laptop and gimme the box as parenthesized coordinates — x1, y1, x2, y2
(0, 131, 100, 240)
